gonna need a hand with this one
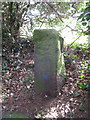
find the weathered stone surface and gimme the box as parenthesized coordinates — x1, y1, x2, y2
(33, 29, 66, 97)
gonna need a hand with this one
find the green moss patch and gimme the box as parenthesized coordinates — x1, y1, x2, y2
(2, 112, 28, 118)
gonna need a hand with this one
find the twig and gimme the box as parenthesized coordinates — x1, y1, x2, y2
(46, 2, 63, 23)
(66, 25, 78, 32)
(68, 35, 82, 48)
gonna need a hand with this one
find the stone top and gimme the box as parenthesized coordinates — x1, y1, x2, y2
(33, 29, 60, 41)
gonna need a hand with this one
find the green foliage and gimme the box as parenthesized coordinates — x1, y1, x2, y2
(35, 112, 46, 118)
(73, 93, 80, 97)
(65, 43, 90, 90)
(2, 112, 28, 118)
(79, 74, 85, 79)
(70, 43, 89, 56)
(77, 83, 89, 89)
(78, 2, 90, 35)
(67, 112, 73, 117)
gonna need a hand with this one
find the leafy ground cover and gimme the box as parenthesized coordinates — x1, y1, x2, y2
(2, 42, 90, 119)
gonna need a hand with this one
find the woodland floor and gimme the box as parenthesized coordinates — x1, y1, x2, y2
(2, 43, 90, 119)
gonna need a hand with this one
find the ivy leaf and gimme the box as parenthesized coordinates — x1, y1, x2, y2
(79, 74, 85, 79)
(77, 83, 83, 89)
(79, 107, 85, 112)
(20, 87, 26, 91)
(87, 25, 90, 29)
(73, 93, 80, 97)
(82, 22, 87, 26)
(77, 83, 89, 89)
(84, 31, 89, 35)
(84, 7, 90, 13)
(67, 112, 73, 117)
(78, 13, 84, 20)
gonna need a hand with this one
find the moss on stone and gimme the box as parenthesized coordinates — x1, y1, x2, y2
(34, 78, 45, 91)
(33, 29, 66, 96)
